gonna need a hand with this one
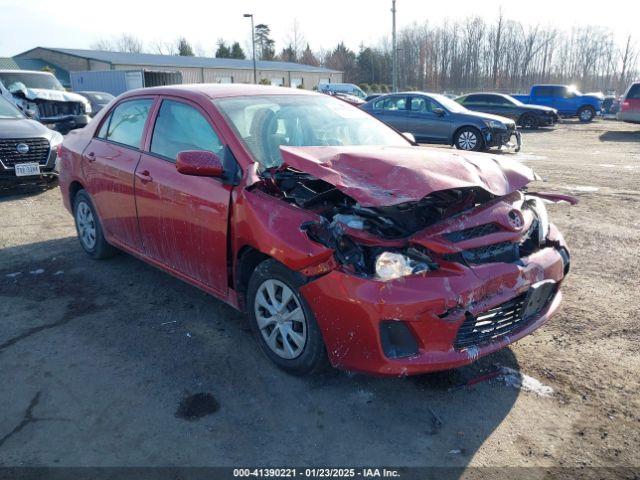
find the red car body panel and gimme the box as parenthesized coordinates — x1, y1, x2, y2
(279, 146, 535, 207)
(58, 84, 571, 376)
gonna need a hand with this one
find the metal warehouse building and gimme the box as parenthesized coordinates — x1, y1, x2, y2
(14, 47, 343, 95)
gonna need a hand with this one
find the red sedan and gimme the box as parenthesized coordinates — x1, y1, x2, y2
(59, 84, 571, 376)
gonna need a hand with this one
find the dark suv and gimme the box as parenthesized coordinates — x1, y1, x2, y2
(456, 93, 559, 129)
(362, 92, 521, 152)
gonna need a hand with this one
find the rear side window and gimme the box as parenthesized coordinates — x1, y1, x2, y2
(150, 100, 223, 162)
(627, 84, 640, 99)
(100, 99, 152, 148)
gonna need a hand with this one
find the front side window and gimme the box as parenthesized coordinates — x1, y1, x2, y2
(150, 100, 223, 161)
(215, 94, 409, 169)
(410, 97, 438, 113)
(102, 99, 152, 148)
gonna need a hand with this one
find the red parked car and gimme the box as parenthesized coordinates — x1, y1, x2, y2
(618, 82, 640, 124)
(59, 84, 572, 376)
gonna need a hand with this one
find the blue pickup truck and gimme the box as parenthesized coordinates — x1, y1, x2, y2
(512, 85, 603, 122)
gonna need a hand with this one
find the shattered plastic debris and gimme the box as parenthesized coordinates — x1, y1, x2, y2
(53, 270, 64, 276)
(5, 272, 21, 278)
(499, 366, 554, 397)
(562, 185, 599, 193)
(29, 269, 45, 275)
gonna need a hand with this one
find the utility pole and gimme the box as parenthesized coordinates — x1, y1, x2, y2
(244, 13, 257, 84)
(391, 0, 397, 92)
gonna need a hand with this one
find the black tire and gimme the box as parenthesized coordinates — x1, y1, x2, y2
(519, 113, 539, 129)
(72, 189, 116, 259)
(247, 259, 328, 375)
(578, 106, 596, 123)
(454, 127, 484, 151)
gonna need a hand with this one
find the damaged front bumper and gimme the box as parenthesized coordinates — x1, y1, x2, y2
(484, 127, 522, 152)
(300, 225, 568, 376)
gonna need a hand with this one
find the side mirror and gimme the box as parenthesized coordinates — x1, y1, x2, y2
(402, 132, 416, 143)
(433, 107, 445, 116)
(176, 150, 224, 177)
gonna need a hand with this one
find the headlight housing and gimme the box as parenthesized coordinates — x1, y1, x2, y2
(50, 131, 64, 149)
(527, 196, 550, 243)
(486, 119, 506, 130)
(375, 252, 431, 281)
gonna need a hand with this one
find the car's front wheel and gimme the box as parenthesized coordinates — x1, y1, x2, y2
(454, 127, 484, 151)
(247, 259, 327, 375)
(578, 106, 596, 122)
(73, 189, 116, 259)
(520, 113, 539, 129)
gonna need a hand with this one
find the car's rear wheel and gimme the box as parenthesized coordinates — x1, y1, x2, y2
(578, 106, 596, 122)
(73, 189, 116, 259)
(247, 259, 327, 375)
(520, 113, 539, 129)
(454, 127, 483, 151)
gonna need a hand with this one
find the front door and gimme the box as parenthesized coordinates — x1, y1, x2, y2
(81, 97, 154, 251)
(372, 95, 408, 132)
(406, 96, 451, 143)
(134, 98, 232, 294)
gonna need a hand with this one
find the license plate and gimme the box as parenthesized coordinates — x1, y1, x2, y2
(15, 163, 41, 177)
(523, 280, 556, 319)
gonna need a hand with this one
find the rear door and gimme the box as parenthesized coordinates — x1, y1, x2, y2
(406, 95, 451, 143)
(134, 97, 232, 294)
(371, 95, 409, 132)
(81, 97, 154, 251)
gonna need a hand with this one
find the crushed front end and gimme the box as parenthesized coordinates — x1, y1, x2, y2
(255, 146, 571, 376)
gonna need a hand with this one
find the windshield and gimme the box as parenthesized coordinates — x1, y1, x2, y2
(214, 94, 410, 169)
(0, 72, 65, 92)
(431, 94, 467, 113)
(0, 96, 24, 119)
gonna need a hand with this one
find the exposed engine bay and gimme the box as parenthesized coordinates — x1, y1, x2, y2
(258, 166, 554, 281)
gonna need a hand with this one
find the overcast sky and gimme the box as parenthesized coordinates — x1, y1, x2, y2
(0, 0, 635, 57)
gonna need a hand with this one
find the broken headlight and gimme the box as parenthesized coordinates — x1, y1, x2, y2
(375, 252, 430, 281)
(526, 196, 550, 243)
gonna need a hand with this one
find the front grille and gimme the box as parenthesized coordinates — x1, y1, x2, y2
(444, 223, 501, 242)
(454, 293, 528, 349)
(444, 241, 519, 265)
(0, 138, 50, 168)
(37, 101, 83, 118)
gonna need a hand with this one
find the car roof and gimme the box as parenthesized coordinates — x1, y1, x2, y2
(0, 69, 54, 75)
(120, 83, 318, 100)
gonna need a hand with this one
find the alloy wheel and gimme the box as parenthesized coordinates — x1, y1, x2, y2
(458, 130, 478, 150)
(580, 109, 593, 121)
(254, 279, 307, 359)
(75, 201, 97, 250)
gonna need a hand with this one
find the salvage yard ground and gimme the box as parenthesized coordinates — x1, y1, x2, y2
(0, 120, 639, 474)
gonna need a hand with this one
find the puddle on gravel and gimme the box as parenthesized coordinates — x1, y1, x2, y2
(175, 393, 220, 421)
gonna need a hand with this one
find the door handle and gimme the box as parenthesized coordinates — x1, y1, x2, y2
(135, 170, 153, 184)
(85, 152, 96, 162)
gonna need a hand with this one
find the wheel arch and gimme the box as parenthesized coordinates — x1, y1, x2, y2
(69, 180, 85, 206)
(234, 245, 271, 312)
(451, 124, 483, 146)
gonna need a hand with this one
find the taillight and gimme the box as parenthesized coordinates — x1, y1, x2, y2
(621, 101, 630, 111)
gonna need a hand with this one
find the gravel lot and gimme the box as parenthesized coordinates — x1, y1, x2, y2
(0, 119, 639, 476)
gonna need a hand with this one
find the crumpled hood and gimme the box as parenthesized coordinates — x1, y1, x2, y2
(279, 145, 536, 207)
(14, 87, 87, 104)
